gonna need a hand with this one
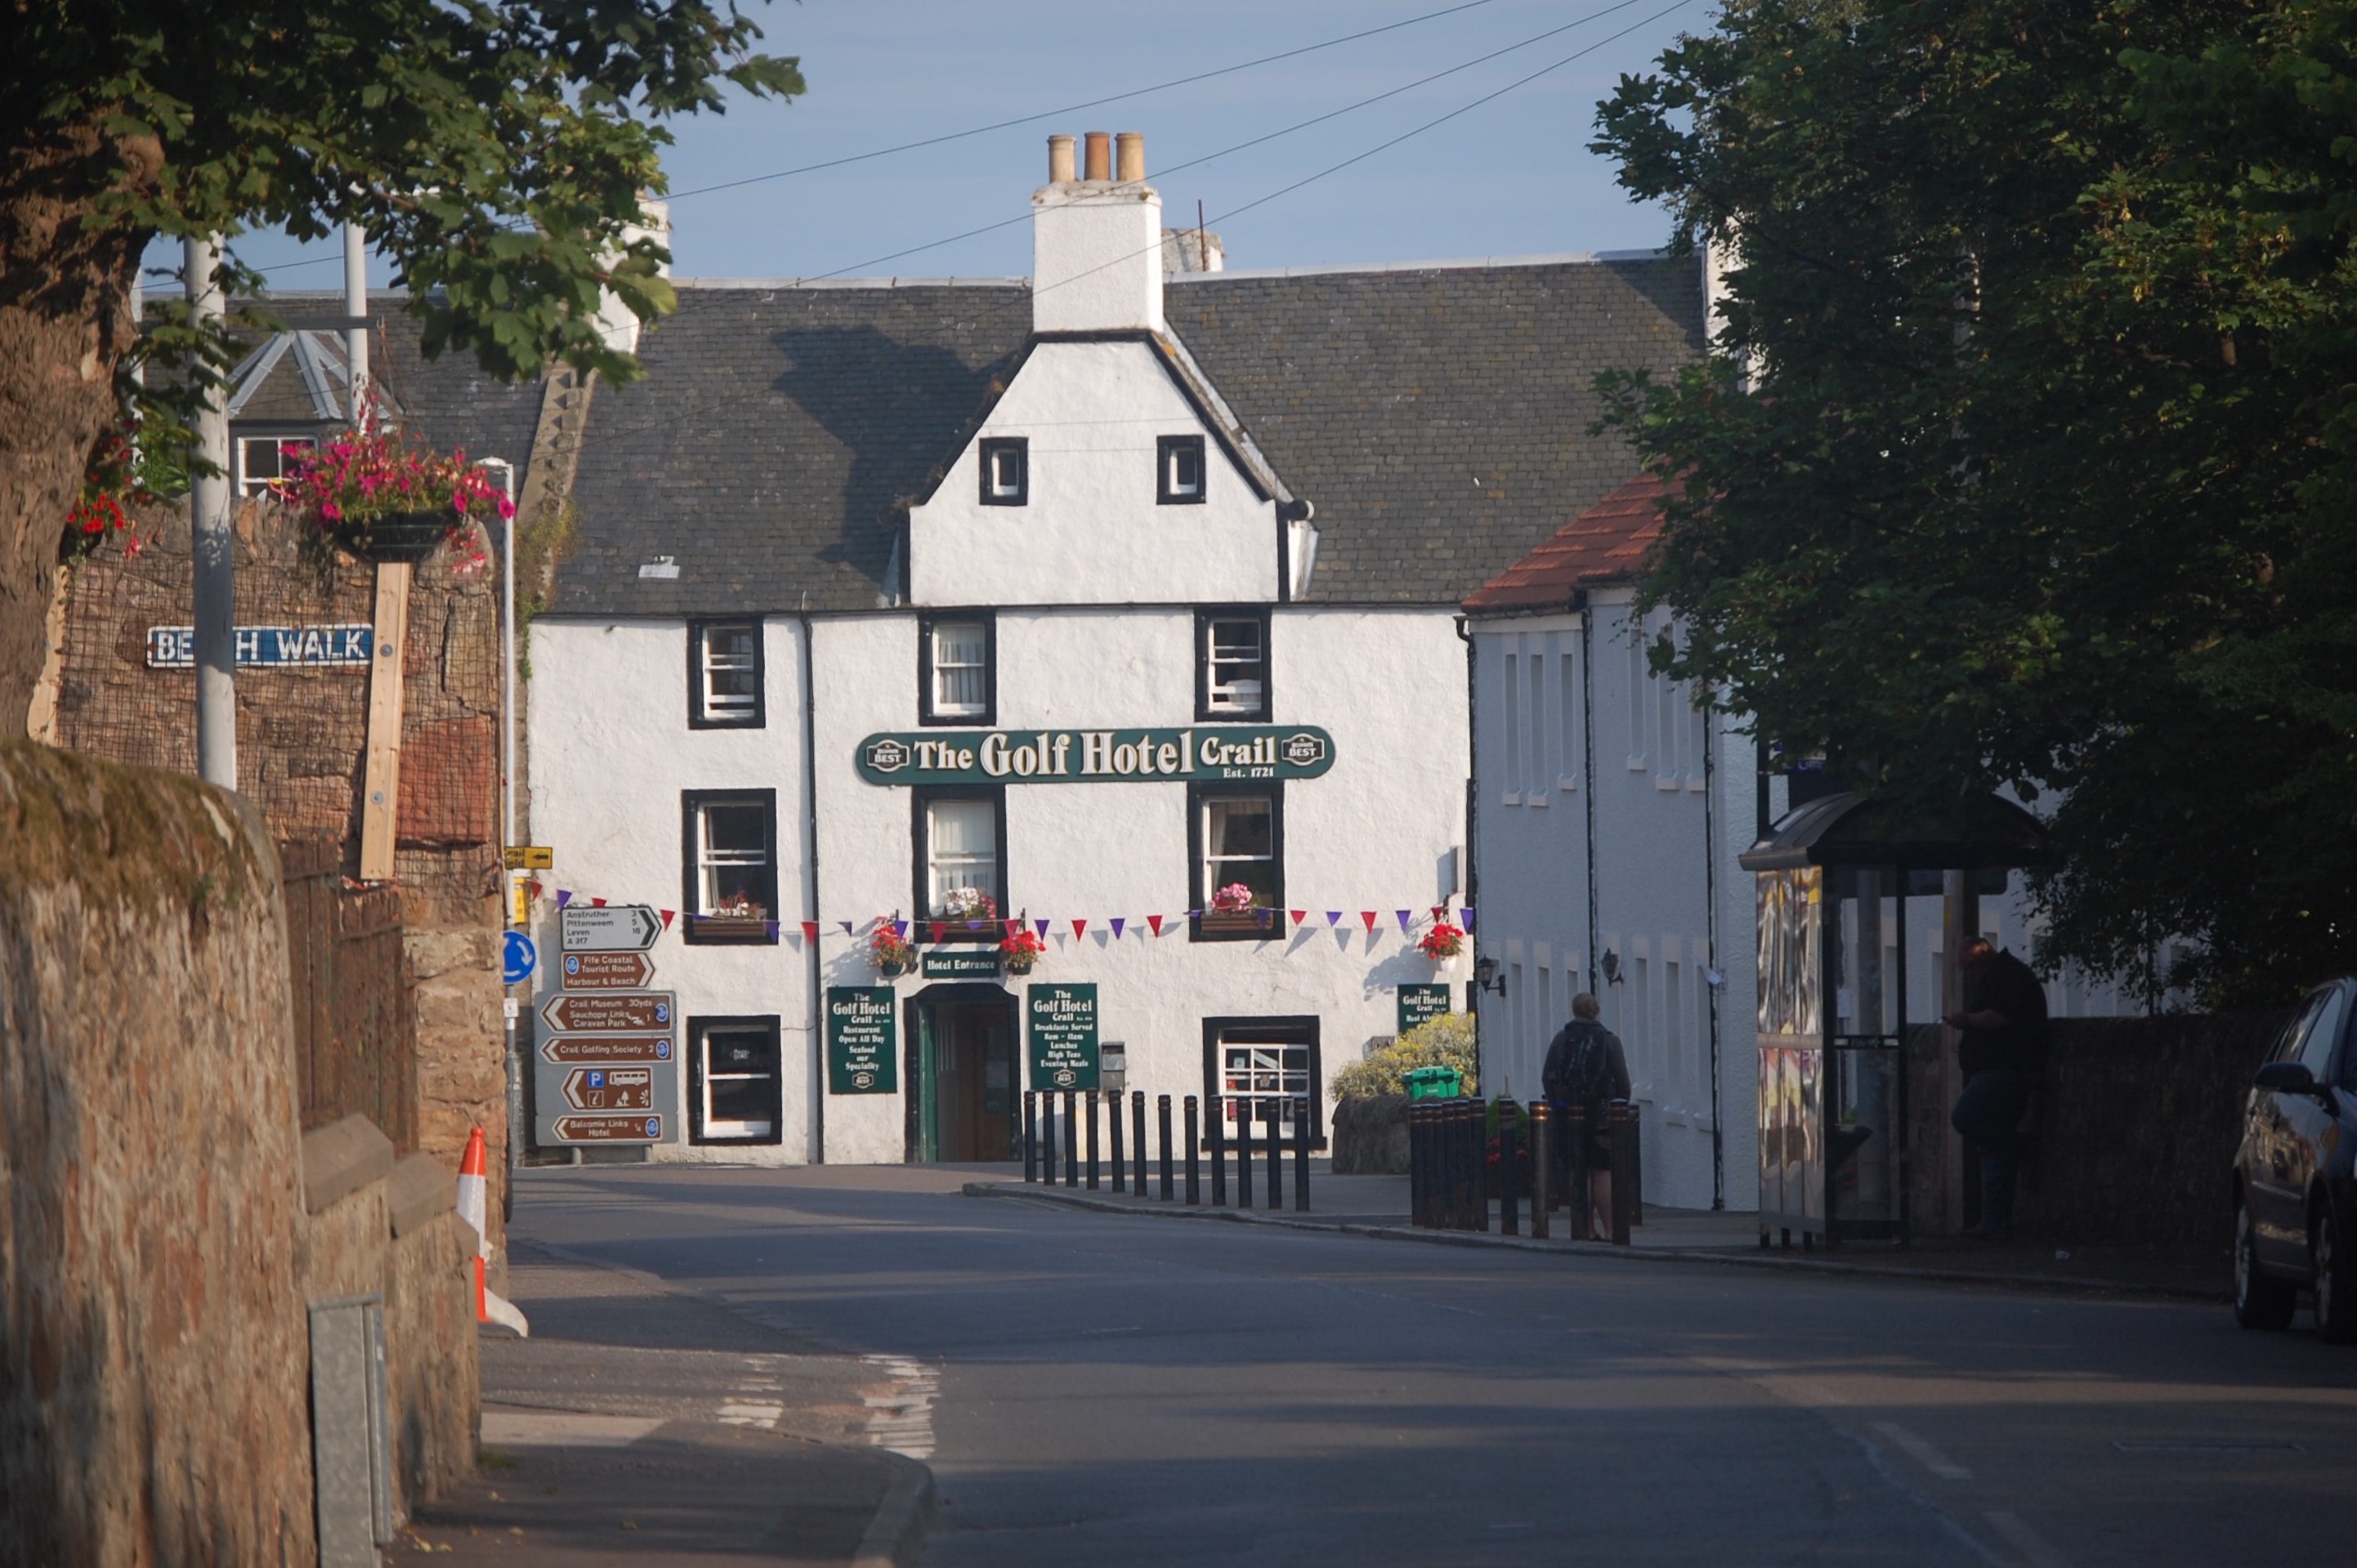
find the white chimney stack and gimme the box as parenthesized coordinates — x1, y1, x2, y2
(1032, 131, 1163, 336)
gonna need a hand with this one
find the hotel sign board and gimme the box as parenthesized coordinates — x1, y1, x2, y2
(856, 726, 1333, 786)
(1027, 983, 1100, 1091)
(827, 987, 898, 1095)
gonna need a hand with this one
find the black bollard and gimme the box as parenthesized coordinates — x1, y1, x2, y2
(1086, 1090, 1102, 1190)
(1267, 1101, 1283, 1210)
(1609, 1102, 1638, 1245)
(1133, 1092, 1148, 1196)
(1184, 1096, 1201, 1204)
(1023, 1091, 1038, 1183)
(1043, 1089, 1058, 1183)
(1410, 1101, 1431, 1227)
(1498, 1097, 1521, 1236)
(1566, 1104, 1590, 1240)
(1294, 1096, 1311, 1212)
(1210, 1094, 1228, 1207)
(1471, 1098, 1492, 1233)
(1237, 1105, 1255, 1208)
(1529, 1101, 1551, 1240)
(1155, 1095, 1173, 1200)
(1109, 1085, 1126, 1193)
(1062, 1091, 1079, 1187)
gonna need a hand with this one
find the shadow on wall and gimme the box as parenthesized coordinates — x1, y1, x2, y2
(769, 324, 1024, 583)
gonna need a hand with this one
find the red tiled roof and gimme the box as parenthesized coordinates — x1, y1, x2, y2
(1462, 471, 1666, 612)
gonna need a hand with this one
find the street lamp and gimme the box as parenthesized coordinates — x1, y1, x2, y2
(1474, 955, 1505, 996)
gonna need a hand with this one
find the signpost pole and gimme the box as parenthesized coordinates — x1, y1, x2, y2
(186, 237, 234, 792)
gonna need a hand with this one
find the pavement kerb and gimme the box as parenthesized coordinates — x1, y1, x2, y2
(851, 1450, 935, 1568)
(962, 1181, 2230, 1304)
(504, 1235, 940, 1566)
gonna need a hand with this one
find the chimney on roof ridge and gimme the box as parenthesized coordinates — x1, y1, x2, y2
(1033, 132, 1162, 336)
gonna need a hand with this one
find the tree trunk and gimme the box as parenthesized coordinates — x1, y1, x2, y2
(0, 117, 154, 739)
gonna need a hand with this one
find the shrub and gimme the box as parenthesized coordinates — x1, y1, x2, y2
(1328, 1012, 1477, 1101)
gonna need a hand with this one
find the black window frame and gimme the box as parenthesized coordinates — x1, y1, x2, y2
(1187, 780, 1283, 942)
(1201, 1014, 1325, 1150)
(687, 1014, 785, 1146)
(680, 788, 780, 945)
(1195, 607, 1272, 721)
(1157, 435, 1208, 505)
(978, 437, 1029, 507)
(913, 784, 1008, 942)
(687, 619, 767, 730)
(919, 611, 996, 727)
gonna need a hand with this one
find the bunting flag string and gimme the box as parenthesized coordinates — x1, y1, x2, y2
(1326, 911, 1343, 927)
(1395, 909, 1412, 934)
(1460, 906, 1477, 931)
(1035, 918, 1051, 939)
(1290, 909, 1307, 927)
(1360, 910, 1378, 933)
(1146, 914, 1164, 937)
(803, 922, 820, 944)
(1071, 919, 1088, 938)
(1109, 918, 1125, 940)
(659, 910, 678, 931)
(555, 889, 573, 910)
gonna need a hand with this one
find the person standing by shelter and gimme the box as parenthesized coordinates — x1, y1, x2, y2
(1541, 994, 1632, 1236)
(1944, 938, 2050, 1240)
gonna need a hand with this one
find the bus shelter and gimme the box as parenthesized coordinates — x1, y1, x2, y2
(1739, 792, 2055, 1249)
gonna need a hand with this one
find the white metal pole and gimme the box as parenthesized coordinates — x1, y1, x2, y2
(473, 458, 519, 872)
(186, 237, 235, 790)
(342, 222, 369, 417)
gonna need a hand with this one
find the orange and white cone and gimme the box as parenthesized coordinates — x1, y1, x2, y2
(456, 1127, 530, 1337)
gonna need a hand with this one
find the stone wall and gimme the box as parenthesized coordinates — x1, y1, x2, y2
(1907, 1009, 2292, 1247)
(0, 742, 315, 1564)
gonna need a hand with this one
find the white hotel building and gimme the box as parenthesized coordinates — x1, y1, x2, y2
(524, 133, 1703, 1164)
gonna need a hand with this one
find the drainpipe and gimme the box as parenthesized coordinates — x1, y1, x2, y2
(1455, 611, 1478, 1089)
(798, 610, 825, 1164)
(1577, 591, 1598, 991)
(1702, 701, 1724, 1208)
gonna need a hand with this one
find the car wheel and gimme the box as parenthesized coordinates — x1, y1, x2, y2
(2315, 1205, 2357, 1345)
(2234, 1197, 2297, 1330)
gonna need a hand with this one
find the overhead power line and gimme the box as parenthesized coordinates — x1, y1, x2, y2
(666, 0, 1509, 201)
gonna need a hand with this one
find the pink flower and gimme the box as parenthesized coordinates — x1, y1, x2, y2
(321, 502, 343, 521)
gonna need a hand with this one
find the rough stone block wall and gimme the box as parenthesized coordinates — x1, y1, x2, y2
(0, 742, 315, 1564)
(1908, 1010, 2291, 1245)
(409, 927, 508, 1266)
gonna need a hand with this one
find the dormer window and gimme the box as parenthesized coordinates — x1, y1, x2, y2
(980, 438, 1027, 506)
(237, 435, 315, 496)
(1158, 436, 1206, 505)
(1197, 609, 1268, 720)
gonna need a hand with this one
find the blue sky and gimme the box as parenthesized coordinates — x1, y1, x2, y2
(192, 0, 1702, 293)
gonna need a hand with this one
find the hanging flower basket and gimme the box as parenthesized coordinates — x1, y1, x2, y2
(870, 923, 917, 976)
(331, 509, 454, 564)
(1000, 927, 1046, 975)
(1418, 921, 1466, 961)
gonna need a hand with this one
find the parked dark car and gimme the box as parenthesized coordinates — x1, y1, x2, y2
(2233, 977, 2357, 1340)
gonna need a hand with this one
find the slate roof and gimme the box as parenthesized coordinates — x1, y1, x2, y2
(1462, 471, 1669, 612)
(305, 252, 1705, 617)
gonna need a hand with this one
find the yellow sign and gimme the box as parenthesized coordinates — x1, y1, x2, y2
(509, 878, 530, 925)
(503, 846, 553, 870)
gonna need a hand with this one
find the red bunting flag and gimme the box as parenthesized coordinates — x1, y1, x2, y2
(660, 909, 678, 931)
(1290, 909, 1307, 927)
(591, 896, 607, 908)
(929, 922, 946, 944)
(1147, 914, 1165, 936)
(801, 922, 819, 944)
(1006, 919, 1021, 938)
(1360, 910, 1377, 932)
(1432, 905, 1448, 922)
(1071, 919, 1087, 938)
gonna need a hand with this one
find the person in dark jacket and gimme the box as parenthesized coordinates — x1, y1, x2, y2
(1541, 993, 1633, 1235)
(1944, 938, 2049, 1240)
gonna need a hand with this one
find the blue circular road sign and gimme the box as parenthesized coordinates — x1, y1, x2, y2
(502, 931, 538, 985)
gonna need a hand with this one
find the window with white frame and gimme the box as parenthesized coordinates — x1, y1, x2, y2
(1208, 1019, 1319, 1141)
(923, 616, 991, 723)
(1158, 435, 1207, 504)
(682, 791, 778, 942)
(1198, 611, 1268, 718)
(1192, 785, 1280, 936)
(690, 622, 763, 728)
(237, 435, 315, 496)
(691, 1016, 782, 1144)
(979, 437, 1027, 505)
(920, 792, 1001, 921)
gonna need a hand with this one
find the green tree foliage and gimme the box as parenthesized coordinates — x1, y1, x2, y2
(1329, 1012, 1478, 1101)
(0, 1, 802, 733)
(1590, 0, 2356, 1003)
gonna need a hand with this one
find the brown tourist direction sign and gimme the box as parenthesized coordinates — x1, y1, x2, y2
(548, 1114, 664, 1142)
(539, 1035, 675, 1066)
(558, 950, 656, 990)
(539, 991, 673, 1035)
(562, 1066, 653, 1112)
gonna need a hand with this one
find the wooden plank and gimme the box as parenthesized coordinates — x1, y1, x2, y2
(357, 561, 411, 881)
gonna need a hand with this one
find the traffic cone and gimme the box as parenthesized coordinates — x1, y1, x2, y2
(457, 1127, 490, 1321)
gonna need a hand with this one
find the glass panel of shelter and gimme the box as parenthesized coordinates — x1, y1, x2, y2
(1826, 866, 1904, 1227)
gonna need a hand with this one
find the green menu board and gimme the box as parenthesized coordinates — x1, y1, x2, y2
(826, 987, 898, 1094)
(1397, 983, 1452, 1035)
(1026, 982, 1100, 1090)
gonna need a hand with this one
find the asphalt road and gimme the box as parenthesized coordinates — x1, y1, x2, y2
(509, 1164, 2357, 1567)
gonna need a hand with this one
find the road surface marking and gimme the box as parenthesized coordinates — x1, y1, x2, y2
(481, 1411, 664, 1448)
(1874, 1421, 1973, 1481)
(862, 1355, 938, 1460)
(1984, 1510, 2072, 1568)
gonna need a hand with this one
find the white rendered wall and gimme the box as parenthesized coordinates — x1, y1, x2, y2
(906, 339, 1277, 608)
(1470, 593, 1755, 1213)
(1031, 182, 1164, 335)
(526, 617, 816, 1165)
(807, 604, 1469, 1160)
